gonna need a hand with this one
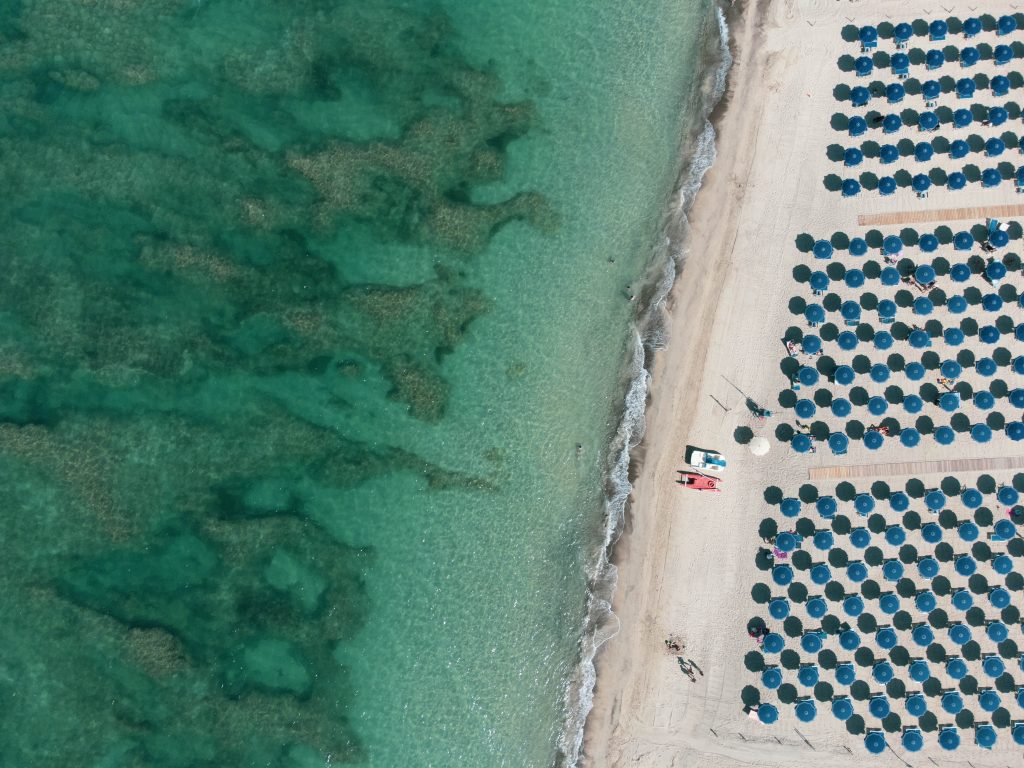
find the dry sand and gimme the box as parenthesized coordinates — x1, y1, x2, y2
(583, 1, 1024, 765)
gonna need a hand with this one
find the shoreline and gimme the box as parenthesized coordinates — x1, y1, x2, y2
(580, 0, 767, 763)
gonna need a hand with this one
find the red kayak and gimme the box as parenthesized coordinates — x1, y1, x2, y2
(676, 471, 722, 492)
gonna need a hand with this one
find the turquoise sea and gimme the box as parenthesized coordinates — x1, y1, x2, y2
(0, 1, 722, 765)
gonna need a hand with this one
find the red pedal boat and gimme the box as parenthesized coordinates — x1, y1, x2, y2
(676, 470, 722, 492)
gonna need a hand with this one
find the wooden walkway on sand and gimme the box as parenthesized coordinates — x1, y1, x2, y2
(809, 455, 1024, 481)
(857, 203, 1024, 227)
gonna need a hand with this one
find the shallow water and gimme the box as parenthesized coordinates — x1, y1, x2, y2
(0, 1, 715, 765)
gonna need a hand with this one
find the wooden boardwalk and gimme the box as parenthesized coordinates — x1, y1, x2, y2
(857, 203, 1024, 227)
(809, 454, 1024, 481)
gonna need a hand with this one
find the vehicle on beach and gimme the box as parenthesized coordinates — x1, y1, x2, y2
(689, 449, 727, 472)
(675, 471, 722, 492)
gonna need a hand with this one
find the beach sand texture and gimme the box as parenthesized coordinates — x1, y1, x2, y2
(584, 1, 1024, 765)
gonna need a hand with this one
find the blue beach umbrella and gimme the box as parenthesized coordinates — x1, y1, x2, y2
(990, 105, 1009, 125)
(906, 694, 927, 718)
(813, 530, 834, 550)
(983, 168, 1002, 188)
(1000, 14, 1018, 34)
(1014, 724, 1024, 746)
(959, 521, 980, 541)
(758, 703, 778, 724)
(855, 494, 875, 514)
(940, 392, 961, 412)
(763, 632, 784, 653)
(879, 176, 896, 195)
(851, 87, 870, 108)
(798, 367, 818, 386)
(869, 363, 889, 383)
(889, 491, 909, 511)
(844, 594, 864, 617)
(954, 107, 973, 127)
(795, 700, 817, 723)
(876, 627, 898, 649)
(956, 78, 975, 99)
(844, 146, 864, 166)
(977, 724, 997, 750)
(917, 111, 938, 134)
(912, 174, 931, 193)
(990, 230, 1009, 249)
(860, 25, 877, 44)
(891, 52, 910, 73)
(900, 428, 921, 447)
(935, 426, 956, 445)
(842, 178, 861, 197)
(849, 116, 867, 137)
(926, 490, 946, 511)
(995, 44, 1014, 65)
(837, 331, 859, 350)
(953, 589, 973, 610)
(1013, 390, 1024, 407)
(780, 498, 801, 517)
(850, 237, 868, 256)
(832, 697, 853, 721)
(926, 49, 944, 70)
(947, 657, 968, 679)
(810, 564, 831, 585)
(813, 239, 833, 259)
(761, 667, 782, 689)
(948, 294, 968, 313)
(948, 171, 967, 190)
(769, 598, 790, 620)
(915, 264, 936, 283)
(979, 690, 1001, 712)
(913, 624, 934, 647)
(991, 587, 1011, 608)
(916, 591, 937, 612)
(864, 430, 884, 450)
(903, 729, 924, 752)
(879, 265, 900, 284)
(972, 424, 993, 443)
(954, 231, 973, 250)
(923, 523, 943, 541)
(868, 396, 888, 416)
(883, 113, 902, 133)
(795, 398, 816, 419)
(772, 564, 794, 585)
(979, 325, 1001, 344)
(909, 328, 931, 347)
(872, 662, 893, 686)
(840, 629, 860, 651)
(835, 662, 856, 686)
(944, 327, 965, 345)
(855, 56, 873, 77)
(983, 293, 1003, 312)
(941, 359, 962, 378)
(961, 46, 980, 66)
(950, 262, 971, 281)
(886, 83, 905, 104)
(918, 556, 938, 577)
(930, 18, 948, 39)
(988, 621, 1009, 642)
(828, 433, 849, 455)
(801, 631, 823, 653)
(879, 143, 899, 164)
(834, 365, 855, 385)
(805, 303, 825, 324)
(962, 488, 983, 508)
(983, 656, 1006, 678)
(868, 695, 890, 719)
(902, 394, 923, 413)
(840, 301, 860, 322)
(909, 660, 930, 682)
(798, 665, 819, 687)
(943, 691, 965, 714)
(844, 268, 865, 288)
(1000, 486, 1020, 505)
(883, 234, 903, 255)
(874, 330, 894, 350)
(882, 559, 903, 581)
(775, 532, 797, 551)
(914, 142, 933, 163)
(865, 731, 886, 755)
(879, 593, 900, 614)
(791, 433, 812, 453)
(939, 728, 960, 752)
(850, 528, 871, 548)
(1016, 356, 1024, 374)
(995, 519, 1017, 539)
(955, 555, 978, 575)
(831, 398, 852, 418)
(974, 390, 995, 409)
(894, 21, 913, 42)
(809, 271, 829, 291)
(976, 357, 997, 376)
(816, 496, 837, 518)
(987, 137, 1006, 157)
(994, 554, 1013, 574)
(992, 74, 1010, 96)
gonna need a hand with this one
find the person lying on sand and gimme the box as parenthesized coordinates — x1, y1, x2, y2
(676, 657, 696, 682)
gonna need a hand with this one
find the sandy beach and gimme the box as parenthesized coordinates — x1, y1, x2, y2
(584, 1, 1024, 765)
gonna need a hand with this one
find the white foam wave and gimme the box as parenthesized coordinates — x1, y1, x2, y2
(554, 5, 734, 767)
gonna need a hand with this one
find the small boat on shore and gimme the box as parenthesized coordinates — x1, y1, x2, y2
(676, 470, 722, 492)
